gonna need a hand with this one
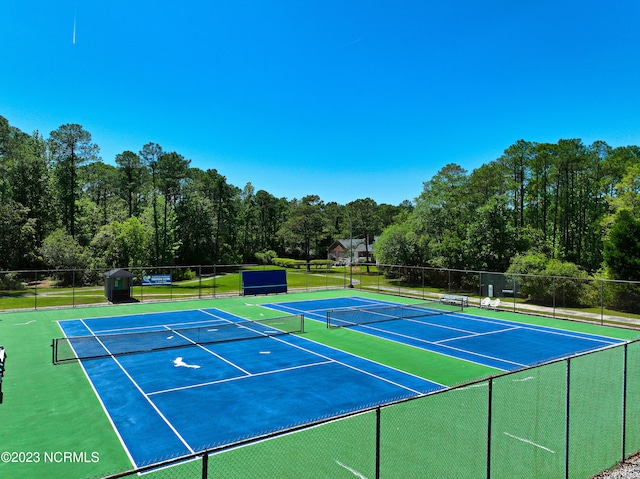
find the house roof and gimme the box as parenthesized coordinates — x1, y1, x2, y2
(103, 268, 136, 278)
(330, 238, 376, 252)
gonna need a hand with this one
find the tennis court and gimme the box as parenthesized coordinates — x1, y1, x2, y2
(267, 296, 625, 370)
(5, 289, 640, 478)
(55, 306, 442, 467)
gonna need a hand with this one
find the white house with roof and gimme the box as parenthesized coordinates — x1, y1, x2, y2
(327, 237, 378, 264)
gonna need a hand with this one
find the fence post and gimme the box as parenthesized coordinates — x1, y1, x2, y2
(375, 407, 381, 479)
(201, 451, 208, 479)
(34, 271, 38, 310)
(72, 270, 76, 308)
(199, 265, 202, 299)
(565, 358, 571, 479)
(622, 343, 628, 462)
(601, 280, 605, 325)
(326, 264, 329, 290)
(487, 377, 493, 479)
(553, 278, 557, 319)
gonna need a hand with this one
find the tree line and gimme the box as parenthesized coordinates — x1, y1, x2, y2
(0, 117, 409, 272)
(373, 139, 640, 309)
(1, 116, 639, 297)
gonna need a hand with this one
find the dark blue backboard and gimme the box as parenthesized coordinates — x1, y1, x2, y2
(241, 270, 287, 295)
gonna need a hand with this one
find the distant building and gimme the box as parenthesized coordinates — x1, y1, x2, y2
(327, 237, 378, 264)
(103, 268, 135, 302)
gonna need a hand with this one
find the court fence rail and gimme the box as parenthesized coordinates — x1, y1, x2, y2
(93, 338, 640, 479)
(1, 263, 639, 328)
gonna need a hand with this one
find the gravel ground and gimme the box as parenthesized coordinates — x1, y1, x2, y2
(592, 454, 640, 478)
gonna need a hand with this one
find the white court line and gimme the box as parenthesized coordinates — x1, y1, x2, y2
(300, 296, 622, 362)
(265, 302, 518, 371)
(370, 298, 616, 346)
(261, 305, 442, 392)
(513, 376, 535, 382)
(456, 382, 488, 391)
(163, 325, 252, 376)
(148, 360, 333, 396)
(265, 297, 396, 316)
(209, 311, 440, 395)
(270, 333, 440, 394)
(336, 460, 369, 478)
(435, 326, 521, 344)
(270, 298, 612, 371)
(63, 321, 140, 468)
(503, 432, 555, 454)
(446, 311, 621, 346)
(403, 316, 479, 334)
(198, 308, 238, 321)
(353, 323, 527, 369)
(92, 318, 228, 335)
(69, 308, 240, 334)
(350, 296, 400, 307)
(80, 320, 196, 455)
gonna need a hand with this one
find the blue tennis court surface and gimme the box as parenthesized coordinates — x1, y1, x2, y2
(266, 296, 625, 371)
(57, 307, 442, 467)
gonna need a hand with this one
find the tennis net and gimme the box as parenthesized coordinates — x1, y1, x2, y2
(52, 314, 304, 364)
(326, 300, 462, 328)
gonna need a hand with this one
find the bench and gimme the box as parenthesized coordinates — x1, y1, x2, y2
(440, 294, 469, 307)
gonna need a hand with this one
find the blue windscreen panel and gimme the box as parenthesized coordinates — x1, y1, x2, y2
(241, 270, 287, 295)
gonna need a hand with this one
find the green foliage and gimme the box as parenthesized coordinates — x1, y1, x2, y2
(49, 124, 99, 239)
(375, 222, 429, 267)
(506, 253, 593, 307)
(2, 115, 640, 319)
(0, 272, 26, 290)
(603, 282, 640, 314)
(463, 195, 521, 271)
(0, 199, 39, 270)
(543, 259, 595, 307)
(310, 259, 334, 268)
(115, 150, 147, 217)
(173, 267, 196, 281)
(273, 258, 304, 268)
(278, 195, 329, 267)
(603, 209, 640, 281)
(270, 258, 331, 269)
(39, 229, 89, 285)
(255, 250, 277, 265)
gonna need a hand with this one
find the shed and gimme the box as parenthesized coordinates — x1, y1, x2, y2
(103, 268, 135, 302)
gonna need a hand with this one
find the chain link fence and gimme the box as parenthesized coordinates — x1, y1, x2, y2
(90, 340, 640, 479)
(4, 263, 638, 478)
(1, 264, 639, 328)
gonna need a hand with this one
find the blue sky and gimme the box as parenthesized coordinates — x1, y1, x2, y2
(2, 1, 640, 205)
